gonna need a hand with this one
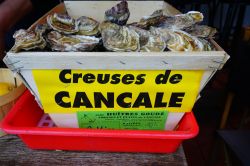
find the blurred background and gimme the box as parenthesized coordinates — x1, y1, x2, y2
(166, 0, 250, 165)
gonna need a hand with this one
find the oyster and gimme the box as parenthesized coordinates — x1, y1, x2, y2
(131, 11, 203, 30)
(11, 28, 46, 53)
(77, 16, 99, 36)
(47, 31, 100, 51)
(128, 26, 150, 46)
(197, 38, 215, 51)
(130, 10, 165, 29)
(184, 25, 217, 38)
(47, 13, 78, 34)
(167, 31, 193, 51)
(100, 22, 140, 52)
(174, 30, 204, 51)
(140, 35, 166, 52)
(105, 0, 130, 25)
(158, 11, 204, 30)
(128, 26, 165, 52)
(150, 27, 171, 43)
(151, 27, 204, 51)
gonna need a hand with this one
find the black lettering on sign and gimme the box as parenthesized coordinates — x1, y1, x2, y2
(59, 69, 71, 83)
(73, 73, 82, 83)
(133, 92, 152, 108)
(169, 74, 182, 84)
(59, 70, 147, 85)
(169, 92, 185, 107)
(110, 74, 121, 84)
(122, 74, 135, 84)
(83, 73, 95, 83)
(73, 92, 93, 108)
(154, 92, 167, 107)
(94, 92, 114, 108)
(55, 91, 186, 109)
(155, 70, 171, 84)
(117, 93, 132, 108)
(135, 74, 146, 85)
(55, 91, 71, 108)
(97, 74, 110, 84)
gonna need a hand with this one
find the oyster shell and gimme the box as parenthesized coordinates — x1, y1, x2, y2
(150, 27, 171, 43)
(174, 30, 204, 51)
(158, 11, 204, 30)
(35, 24, 50, 34)
(47, 13, 78, 34)
(77, 16, 99, 36)
(187, 11, 204, 22)
(100, 22, 140, 52)
(197, 38, 215, 51)
(130, 10, 165, 29)
(11, 28, 46, 53)
(131, 10, 203, 30)
(128, 26, 150, 46)
(105, 0, 130, 25)
(167, 31, 193, 51)
(128, 26, 165, 52)
(140, 34, 166, 52)
(184, 25, 217, 38)
(151, 27, 204, 51)
(47, 31, 100, 51)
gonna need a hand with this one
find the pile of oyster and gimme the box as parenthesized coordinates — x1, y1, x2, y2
(11, 0, 216, 53)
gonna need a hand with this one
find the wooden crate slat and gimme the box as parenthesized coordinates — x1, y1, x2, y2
(4, 51, 229, 70)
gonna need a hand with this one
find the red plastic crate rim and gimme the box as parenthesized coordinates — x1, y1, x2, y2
(1, 90, 199, 153)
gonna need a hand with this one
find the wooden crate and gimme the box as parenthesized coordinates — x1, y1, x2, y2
(3, 1, 229, 130)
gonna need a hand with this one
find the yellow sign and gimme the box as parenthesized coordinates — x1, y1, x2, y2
(32, 70, 204, 113)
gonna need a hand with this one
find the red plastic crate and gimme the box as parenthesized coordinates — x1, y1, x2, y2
(1, 90, 199, 153)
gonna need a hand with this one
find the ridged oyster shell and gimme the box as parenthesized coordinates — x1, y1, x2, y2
(47, 31, 100, 51)
(151, 27, 205, 51)
(100, 22, 139, 52)
(140, 34, 166, 52)
(11, 27, 46, 53)
(47, 13, 78, 34)
(77, 16, 99, 36)
(128, 26, 150, 46)
(150, 27, 171, 43)
(184, 25, 217, 38)
(130, 10, 165, 29)
(197, 38, 215, 51)
(128, 26, 166, 52)
(174, 30, 204, 51)
(133, 11, 203, 30)
(158, 11, 204, 30)
(105, 0, 130, 25)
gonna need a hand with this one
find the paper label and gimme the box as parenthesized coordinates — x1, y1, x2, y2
(32, 70, 204, 113)
(77, 110, 168, 130)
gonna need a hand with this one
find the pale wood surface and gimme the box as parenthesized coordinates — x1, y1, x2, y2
(64, 1, 164, 23)
(0, 135, 187, 166)
(4, 51, 228, 71)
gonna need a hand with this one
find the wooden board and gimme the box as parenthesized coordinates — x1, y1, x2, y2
(0, 135, 187, 166)
(4, 51, 229, 71)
